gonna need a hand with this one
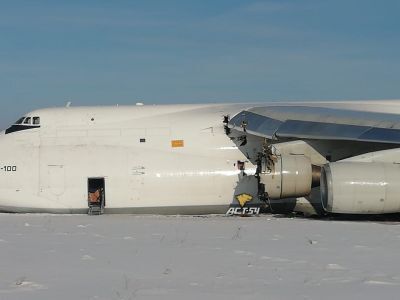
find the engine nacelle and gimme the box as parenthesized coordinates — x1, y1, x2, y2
(321, 162, 400, 214)
(260, 155, 312, 199)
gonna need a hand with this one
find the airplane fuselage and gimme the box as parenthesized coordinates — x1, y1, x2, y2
(0, 104, 253, 213)
(4, 100, 400, 215)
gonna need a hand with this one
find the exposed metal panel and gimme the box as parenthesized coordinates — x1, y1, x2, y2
(229, 111, 282, 138)
(247, 106, 400, 129)
(276, 120, 371, 140)
(229, 112, 246, 127)
(228, 105, 400, 144)
(256, 116, 283, 137)
(359, 128, 400, 143)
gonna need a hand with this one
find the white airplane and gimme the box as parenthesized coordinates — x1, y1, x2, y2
(2, 100, 400, 216)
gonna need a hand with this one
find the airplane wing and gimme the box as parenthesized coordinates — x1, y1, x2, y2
(227, 105, 400, 144)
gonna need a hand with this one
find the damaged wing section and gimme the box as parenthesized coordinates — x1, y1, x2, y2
(228, 105, 400, 145)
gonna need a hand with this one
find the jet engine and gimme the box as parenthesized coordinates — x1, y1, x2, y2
(321, 162, 400, 214)
(259, 155, 314, 199)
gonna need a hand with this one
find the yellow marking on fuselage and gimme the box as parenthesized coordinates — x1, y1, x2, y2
(236, 194, 253, 207)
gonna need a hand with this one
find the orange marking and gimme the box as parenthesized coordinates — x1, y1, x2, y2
(171, 140, 184, 148)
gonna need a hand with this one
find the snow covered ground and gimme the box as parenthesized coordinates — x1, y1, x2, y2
(0, 214, 400, 300)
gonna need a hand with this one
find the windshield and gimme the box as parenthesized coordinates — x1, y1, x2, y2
(15, 117, 25, 124)
(6, 115, 41, 134)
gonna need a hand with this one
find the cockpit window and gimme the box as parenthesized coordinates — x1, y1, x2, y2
(33, 117, 40, 125)
(15, 117, 25, 124)
(6, 115, 41, 134)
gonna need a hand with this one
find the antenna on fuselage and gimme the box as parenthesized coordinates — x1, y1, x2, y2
(66, 101, 72, 108)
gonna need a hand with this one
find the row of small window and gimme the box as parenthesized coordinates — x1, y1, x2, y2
(15, 116, 41, 125)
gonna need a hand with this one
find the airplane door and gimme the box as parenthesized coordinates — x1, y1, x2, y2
(88, 177, 105, 215)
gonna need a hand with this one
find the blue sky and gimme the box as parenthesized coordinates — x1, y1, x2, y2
(1, 0, 400, 128)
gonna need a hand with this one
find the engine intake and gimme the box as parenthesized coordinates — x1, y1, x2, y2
(321, 162, 400, 214)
